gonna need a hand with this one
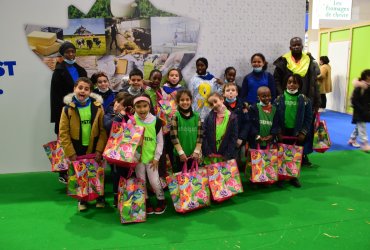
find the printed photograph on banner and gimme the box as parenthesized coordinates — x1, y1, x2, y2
(105, 18, 151, 55)
(76, 56, 98, 77)
(143, 52, 195, 79)
(25, 24, 63, 70)
(151, 17, 200, 54)
(109, 0, 175, 19)
(96, 54, 145, 92)
(63, 18, 106, 56)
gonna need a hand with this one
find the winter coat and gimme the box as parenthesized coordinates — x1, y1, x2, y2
(202, 111, 238, 160)
(50, 61, 87, 134)
(317, 64, 332, 94)
(274, 93, 313, 137)
(59, 93, 107, 157)
(351, 86, 370, 123)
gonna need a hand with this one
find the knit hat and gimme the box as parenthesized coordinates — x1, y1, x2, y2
(59, 42, 76, 56)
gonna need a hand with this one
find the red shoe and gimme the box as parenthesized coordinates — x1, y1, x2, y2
(146, 199, 154, 214)
(154, 199, 167, 215)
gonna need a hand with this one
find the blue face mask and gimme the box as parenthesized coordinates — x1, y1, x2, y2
(253, 67, 263, 73)
(64, 58, 76, 65)
(226, 97, 237, 103)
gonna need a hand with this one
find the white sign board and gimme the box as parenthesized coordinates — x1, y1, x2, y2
(319, 0, 352, 20)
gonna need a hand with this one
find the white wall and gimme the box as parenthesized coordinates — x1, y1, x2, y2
(0, 0, 305, 173)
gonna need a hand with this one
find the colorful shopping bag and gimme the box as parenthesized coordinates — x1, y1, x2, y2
(67, 154, 105, 201)
(156, 97, 177, 134)
(103, 121, 144, 167)
(117, 175, 146, 224)
(166, 161, 210, 213)
(206, 159, 244, 202)
(42, 140, 69, 172)
(277, 143, 303, 178)
(249, 145, 278, 183)
(313, 113, 331, 153)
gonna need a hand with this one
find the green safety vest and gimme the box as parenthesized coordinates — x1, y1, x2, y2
(135, 115, 157, 164)
(257, 104, 276, 146)
(174, 111, 199, 156)
(284, 91, 298, 129)
(215, 112, 229, 150)
(78, 104, 92, 146)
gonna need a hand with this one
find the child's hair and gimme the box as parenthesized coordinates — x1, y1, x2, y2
(257, 86, 271, 95)
(359, 69, 370, 81)
(224, 66, 236, 76)
(251, 53, 268, 70)
(115, 92, 133, 108)
(208, 92, 223, 101)
(90, 71, 108, 84)
(167, 68, 183, 83)
(149, 69, 162, 79)
(196, 57, 208, 68)
(285, 74, 303, 88)
(222, 82, 238, 93)
(319, 56, 330, 65)
(129, 68, 143, 79)
(75, 77, 94, 89)
(175, 89, 193, 103)
(133, 93, 152, 107)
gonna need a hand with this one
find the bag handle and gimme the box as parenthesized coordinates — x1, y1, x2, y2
(76, 154, 96, 160)
(126, 167, 135, 178)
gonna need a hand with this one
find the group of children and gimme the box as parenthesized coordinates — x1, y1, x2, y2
(57, 55, 370, 213)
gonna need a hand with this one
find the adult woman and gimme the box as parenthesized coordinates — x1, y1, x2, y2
(317, 56, 332, 112)
(50, 42, 87, 134)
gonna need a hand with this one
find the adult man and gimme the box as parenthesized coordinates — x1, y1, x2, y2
(273, 37, 320, 166)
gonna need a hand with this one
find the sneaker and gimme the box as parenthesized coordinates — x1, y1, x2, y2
(361, 143, 370, 152)
(290, 178, 302, 188)
(348, 139, 361, 148)
(96, 197, 106, 208)
(78, 201, 88, 211)
(154, 199, 167, 215)
(302, 154, 312, 167)
(58, 173, 68, 184)
(146, 199, 154, 215)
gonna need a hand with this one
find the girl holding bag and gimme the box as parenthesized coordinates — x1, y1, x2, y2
(170, 89, 203, 173)
(131, 94, 166, 215)
(274, 74, 313, 188)
(202, 92, 238, 164)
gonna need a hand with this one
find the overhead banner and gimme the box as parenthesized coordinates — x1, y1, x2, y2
(318, 0, 352, 20)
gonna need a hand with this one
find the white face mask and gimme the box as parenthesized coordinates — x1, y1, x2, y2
(64, 59, 76, 65)
(98, 88, 109, 93)
(287, 89, 298, 94)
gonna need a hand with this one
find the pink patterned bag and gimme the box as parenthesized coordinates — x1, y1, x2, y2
(249, 145, 278, 183)
(277, 142, 303, 178)
(42, 140, 69, 172)
(205, 159, 244, 202)
(103, 120, 144, 167)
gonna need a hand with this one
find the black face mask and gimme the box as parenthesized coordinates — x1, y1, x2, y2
(178, 106, 192, 114)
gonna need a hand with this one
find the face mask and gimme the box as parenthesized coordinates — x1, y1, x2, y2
(98, 88, 109, 93)
(259, 101, 267, 106)
(74, 95, 90, 104)
(287, 89, 298, 94)
(226, 97, 237, 103)
(64, 59, 76, 65)
(253, 67, 263, 73)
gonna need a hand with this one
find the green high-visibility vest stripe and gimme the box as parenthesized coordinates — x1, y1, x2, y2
(174, 111, 199, 156)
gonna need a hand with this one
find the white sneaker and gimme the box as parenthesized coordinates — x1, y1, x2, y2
(348, 139, 361, 148)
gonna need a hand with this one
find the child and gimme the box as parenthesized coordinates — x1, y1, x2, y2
(249, 86, 279, 149)
(202, 92, 238, 163)
(144, 69, 162, 111)
(274, 74, 313, 188)
(222, 82, 249, 148)
(161, 68, 184, 99)
(241, 53, 276, 105)
(188, 57, 223, 121)
(59, 77, 108, 211)
(120, 68, 145, 97)
(170, 89, 202, 172)
(103, 92, 133, 207)
(348, 69, 370, 152)
(91, 72, 115, 112)
(131, 94, 166, 214)
(224, 66, 236, 84)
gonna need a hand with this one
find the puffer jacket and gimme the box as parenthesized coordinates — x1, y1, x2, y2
(59, 93, 107, 157)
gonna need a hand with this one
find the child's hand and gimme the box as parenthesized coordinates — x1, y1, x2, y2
(95, 152, 102, 163)
(215, 78, 224, 86)
(179, 154, 187, 162)
(69, 154, 77, 161)
(236, 139, 243, 148)
(150, 159, 159, 170)
(297, 133, 306, 143)
(262, 135, 273, 142)
(191, 152, 200, 162)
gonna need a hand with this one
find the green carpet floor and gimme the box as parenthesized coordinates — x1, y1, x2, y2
(1, 150, 369, 250)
